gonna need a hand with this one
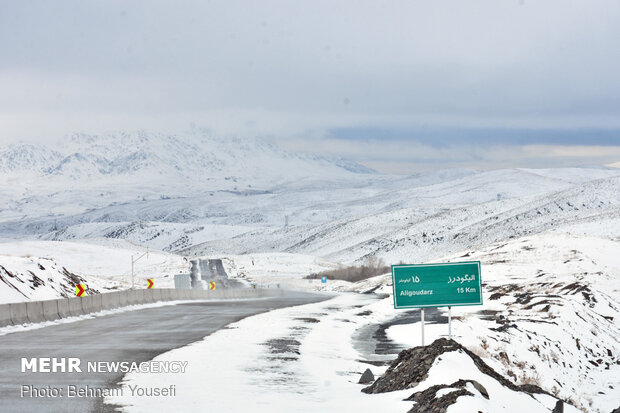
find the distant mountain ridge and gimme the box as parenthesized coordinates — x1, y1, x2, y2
(0, 144, 63, 174)
(0, 130, 374, 181)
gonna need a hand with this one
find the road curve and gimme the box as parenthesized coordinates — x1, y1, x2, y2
(0, 291, 327, 413)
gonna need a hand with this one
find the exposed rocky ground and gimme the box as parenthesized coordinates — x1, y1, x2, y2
(363, 338, 577, 413)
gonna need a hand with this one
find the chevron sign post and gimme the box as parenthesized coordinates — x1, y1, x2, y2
(209, 282, 216, 290)
(147, 279, 154, 289)
(75, 284, 85, 297)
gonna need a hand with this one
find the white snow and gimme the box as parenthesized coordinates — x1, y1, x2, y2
(1, 133, 619, 412)
(0, 239, 189, 302)
(105, 294, 414, 412)
(104, 232, 619, 413)
(105, 290, 581, 413)
(384, 233, 620, 413)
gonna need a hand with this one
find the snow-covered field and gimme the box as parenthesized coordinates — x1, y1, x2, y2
(0, 133, 618, 412)
(105, 294, 416, 412)
(104, 232, 617, 413)
(0, 239, 188, 303)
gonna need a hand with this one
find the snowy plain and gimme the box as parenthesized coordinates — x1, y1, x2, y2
(103, 233, 617, 413)
(0, 132, 618, 412)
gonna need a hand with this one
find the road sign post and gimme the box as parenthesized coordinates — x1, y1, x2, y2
(392, 261, 482, 345)
(130, 247, 149, 289)
(421, 308, 425, 346)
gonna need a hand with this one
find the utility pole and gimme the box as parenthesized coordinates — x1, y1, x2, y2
(131, 247, 149, 289)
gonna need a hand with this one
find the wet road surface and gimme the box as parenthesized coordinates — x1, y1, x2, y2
(0, 292, 327, 413)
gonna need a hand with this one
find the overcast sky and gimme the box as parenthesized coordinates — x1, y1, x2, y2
(1, 0, 619, 172)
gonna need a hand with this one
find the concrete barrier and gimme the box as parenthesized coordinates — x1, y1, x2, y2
(161, 289, 172, 301)
(101, 292, 117, 310)
(26, 301, 45, 324)
(42, 299, 60, 322)
(0, 288, 288, 327)
(110, 291, 121, 309)
(133, 289, 145, 305)
(81, 295, 95, 314)
(68, 297, 82, 317)
(92, 294, 102, 311)
(125, 290, 136, 306)
(82, 294, 103, 313)
(57, 298, 70, 318)
(0, 303, 13, 327)
(118, 290, 129, 307)
(9, 302, 29, 325)
(143, 289, 155, 304)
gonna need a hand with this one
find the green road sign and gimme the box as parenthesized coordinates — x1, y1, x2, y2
(392, 261, 482, 309)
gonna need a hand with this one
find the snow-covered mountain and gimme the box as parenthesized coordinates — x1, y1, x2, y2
(181, 172, 620, 263)
(1, 131, 619, 304)
(1, 133, 619, 264)
(0, 144, 64, 174)
(0, 255, 98, 303)
(0, 130, 373, 183)
(0, 132, 618, 413)
(0, 130, 375, 230)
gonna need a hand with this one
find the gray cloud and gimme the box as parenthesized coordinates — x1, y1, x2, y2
(1, 0, 619, 170)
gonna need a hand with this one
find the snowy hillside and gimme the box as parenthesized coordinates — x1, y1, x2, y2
(182, 173, 620, 263)
(0, 132, 618, 413)
(3, 156, 618, 261)
(106, 232, 617, 413)
(1, 133, 618, 313)
(0, 239, 189, 303)
(1, 131, 618, 264)
(0, 255, 99, 304)
(0, 131, 373, 181)
(0, 130, 373, 227)
(373, 233, 620, 413)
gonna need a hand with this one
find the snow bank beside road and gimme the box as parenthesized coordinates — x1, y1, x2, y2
(105, 294, 413, 412)
(383, 233, 620, 413)
(106, 290, 579, 413)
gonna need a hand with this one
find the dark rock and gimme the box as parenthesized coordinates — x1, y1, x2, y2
(362, 338, 462, 394)
(362, 338, 568, 412)
(470, 380, 489, 399)
(404, 379, 488, 412)
(362, 338, 548, 396)
(358, 368, 375, 384)
(552, 400, 564, 413)
(405, 381, 473, 413)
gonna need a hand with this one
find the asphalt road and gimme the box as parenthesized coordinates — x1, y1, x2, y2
(0, 291, 327, 413)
